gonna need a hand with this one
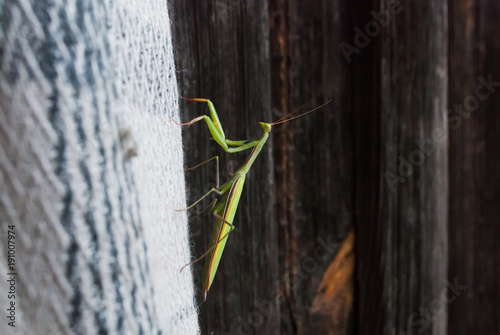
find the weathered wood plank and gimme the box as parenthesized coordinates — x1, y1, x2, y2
(354, 1, 449, 334)
(448, 1, 500, 334)
(169, 1, 278, 334)
(270, 1, 353, 334)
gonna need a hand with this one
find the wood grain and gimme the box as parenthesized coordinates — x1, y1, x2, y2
(448, 1, 500, 334)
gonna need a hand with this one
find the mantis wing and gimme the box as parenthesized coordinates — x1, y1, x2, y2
(202, 173, 246, 297)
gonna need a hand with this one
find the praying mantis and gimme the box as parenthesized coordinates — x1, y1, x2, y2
(176, 97, 329, 301)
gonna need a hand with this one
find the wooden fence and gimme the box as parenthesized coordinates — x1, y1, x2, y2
(169, 1, 499, 334)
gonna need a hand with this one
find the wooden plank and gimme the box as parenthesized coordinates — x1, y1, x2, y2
(270, 1, 353, 334)
(354, 1, 449, 334)
(169, 1, 278, 334)
(448, 1, 500, 334)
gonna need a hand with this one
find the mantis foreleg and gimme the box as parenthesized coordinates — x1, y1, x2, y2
(178, 97, 260, 153)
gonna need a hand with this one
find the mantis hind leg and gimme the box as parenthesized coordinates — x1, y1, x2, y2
(179, 215, 235, 273)
(187, 198, 218, 224)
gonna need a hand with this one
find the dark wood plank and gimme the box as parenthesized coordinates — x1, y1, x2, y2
(448, 1, 500, 334)
(354, 1, 449, 334)
(270, 1, 353, 334)
(169, 1, 278, 334)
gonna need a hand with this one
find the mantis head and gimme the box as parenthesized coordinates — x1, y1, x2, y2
(259, 122, 272, 133)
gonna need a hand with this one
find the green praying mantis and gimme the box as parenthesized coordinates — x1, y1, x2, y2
(176, 97, 330, 301)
